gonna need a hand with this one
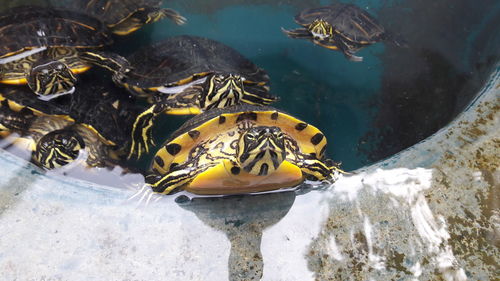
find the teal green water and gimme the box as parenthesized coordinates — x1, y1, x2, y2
(117, 4, 388, 170)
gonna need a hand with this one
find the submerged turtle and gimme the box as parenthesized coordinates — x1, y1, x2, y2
(118, 35, 277, 158)
(70, 0, 186, 35)
(282, 3, 403, 61)
(0, 77, 142, 169)
(0, 6, 130, 100)
(146, 105, 342, 195)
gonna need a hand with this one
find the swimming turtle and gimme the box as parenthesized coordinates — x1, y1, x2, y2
(0, 76, 142, 169)
(70, 0, 186, 35)
(119, 35, 277, 158)
(145, 105, 341, 195)
(0, 6, 131, 100)
(282, 3, 402, 61)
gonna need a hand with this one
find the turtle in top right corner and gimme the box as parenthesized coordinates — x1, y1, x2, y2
(282, 3, 406, 62)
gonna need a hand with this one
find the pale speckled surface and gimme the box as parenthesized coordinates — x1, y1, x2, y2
(0, 66, 498, 280)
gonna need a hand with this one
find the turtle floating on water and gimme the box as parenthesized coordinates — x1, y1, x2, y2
(69, 0, 186, 35)
(0, 6, 131, 100)
(0, 76, 143, 169)
(117, 35, 278, 158)
(145, 105, 341, 195)
(282, 3, 404, 61)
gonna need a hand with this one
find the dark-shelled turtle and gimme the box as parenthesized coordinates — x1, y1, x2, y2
(282, 3, 403, 61)
(0, 6, 130, 100)
(0, 77, 143, 169)
(69, 0, 186, 35)
(146, 105, 341, 195)
(118, 35, 277, 158)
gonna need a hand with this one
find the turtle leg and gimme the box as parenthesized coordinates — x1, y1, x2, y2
(79, 51, 132, 83)
(128, 87, 205, 159)
(151, 8, 187, 25)
(128, 104, 159, 159)
(296, 158, 335, 181)
(0, 103, 34, 132)
(110, 8, 186, 36)
(281, 27, 312, 39)
(241, 83, 278, 106)
(330, 34, 363, 62)
(147, 163, 215, 195)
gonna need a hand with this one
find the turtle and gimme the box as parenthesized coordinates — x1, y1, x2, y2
(145, 104, 342, 195)
(69, 0, 186, 35)
(0, 75, 143, 169)
(117, 35, 278, 159)
(0, 6, 131, 100)
(282, 3, 404, 61)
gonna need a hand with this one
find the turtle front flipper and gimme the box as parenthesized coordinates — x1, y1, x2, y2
(147, 163, 215, 195)
(241, 83, 278, 106)
(296, 157, 335, 181)
(153, 8, 187, 25)
(111, 7, 187, 35)
(128, 89, 204, 159)
(330, 34, 363, 62)
(0, 103, 34, 132)
(79, 51, 132, 83)
(128, 105, 157, 159)
(281, 27, 313, 39)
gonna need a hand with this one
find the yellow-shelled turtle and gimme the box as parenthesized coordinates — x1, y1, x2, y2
(146, 105, 342, 195)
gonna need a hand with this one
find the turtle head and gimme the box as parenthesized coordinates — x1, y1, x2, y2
(236, 126, 286, 176)
(28, 61, 77, 101)
(202, 73, 246, 110)
(308, 19, 333, 41)
(33, 129, 85, 169)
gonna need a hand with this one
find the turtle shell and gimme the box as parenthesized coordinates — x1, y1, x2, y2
(0, 6, 112, 60)
(0, 78, 140, 147)
(294, 4, 385, 44)
(152, 104, 327, 175)
(123, 35, 269, 90)
(71, 0, 162, 27)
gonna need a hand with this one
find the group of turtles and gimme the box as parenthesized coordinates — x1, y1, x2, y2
(0, 1, 398, 195)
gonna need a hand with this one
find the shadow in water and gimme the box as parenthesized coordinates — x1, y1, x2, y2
(178, 191, 296, 281)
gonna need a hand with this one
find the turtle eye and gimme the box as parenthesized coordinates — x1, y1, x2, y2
(245, 133, 257, 141)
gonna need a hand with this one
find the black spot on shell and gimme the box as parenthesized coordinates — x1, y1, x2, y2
(154, 156, 165, 167)
(166, 143, 181, 155)
(188, 130, 200, 140)
(271, 112, 279, 120)
(320, 146, 326, 157)
(169, 162, 179, 172)
(219, 116, 226, 124)
(311, 133, 324, 145)
(231, 167, 240, 175)
(236, 112, 257, 122)
(295, 123, 308, 131)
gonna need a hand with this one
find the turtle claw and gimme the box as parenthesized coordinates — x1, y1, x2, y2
(160, 8, 187, 25)
(344, 51, 363, 62)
